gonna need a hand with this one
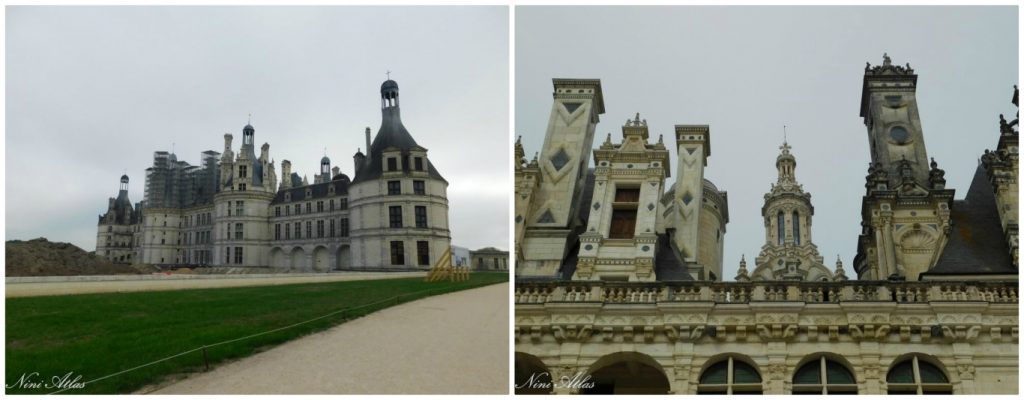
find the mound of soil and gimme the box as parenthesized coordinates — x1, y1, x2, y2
(5, 238, 142, 277)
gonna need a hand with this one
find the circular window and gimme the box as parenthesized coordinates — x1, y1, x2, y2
(889, 126, 910, 144)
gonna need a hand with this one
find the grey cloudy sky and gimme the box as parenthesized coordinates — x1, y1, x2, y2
(516, 6, 1017, 280)
(6, 6, 509, 252)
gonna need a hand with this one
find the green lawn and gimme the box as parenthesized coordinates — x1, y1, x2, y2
(5, 272, 508, 394)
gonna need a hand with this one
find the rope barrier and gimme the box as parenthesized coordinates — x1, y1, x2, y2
(46, 279, 494, 394)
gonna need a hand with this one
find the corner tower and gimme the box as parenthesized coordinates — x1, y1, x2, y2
(349, 79, 451, 269)
(854, 54, 955, 280)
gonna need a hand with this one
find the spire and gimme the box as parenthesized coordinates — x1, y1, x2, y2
(735, 255, 751, 282)
(834, 254, 848, 281)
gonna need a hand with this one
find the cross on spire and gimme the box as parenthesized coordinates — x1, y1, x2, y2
(780, 126, 791, 154)
(386, 70, 391, 80)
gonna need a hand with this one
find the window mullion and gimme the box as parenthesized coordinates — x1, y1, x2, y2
(912, 356, 923, 395)
(820, 357, 828, 394)
(727, 357, 734, 395)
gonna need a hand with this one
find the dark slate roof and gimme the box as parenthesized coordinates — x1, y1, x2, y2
(271, 176, 350, 204)
(351, 105, 447, 184)
(655, 233, 694, 281)
(927, 164, 1016, 276)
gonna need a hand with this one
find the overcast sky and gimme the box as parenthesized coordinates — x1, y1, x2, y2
(6, 6, 509, 252)
(516, 6, 1017, 281)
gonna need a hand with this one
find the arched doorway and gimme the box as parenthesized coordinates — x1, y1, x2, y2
(290, 247, 307, 270)
(313, 246, 329, 272)
(515, 352, 553, 395)
(582, 352, 670, 394)
(336, 245, 351, 270)
(269, 247, 286, 269)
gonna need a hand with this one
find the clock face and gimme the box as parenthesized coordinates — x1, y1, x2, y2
(889, 126, 910, 144)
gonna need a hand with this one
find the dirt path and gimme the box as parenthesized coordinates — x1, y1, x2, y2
(5, 272, 426, 298)
(148, 282, 509, 394)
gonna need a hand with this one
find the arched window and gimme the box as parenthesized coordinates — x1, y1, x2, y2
(792, 211, 801, 245)
(698, 357, 762, 394)
(886, 356, 952, 394)
(792, 356, 857, 394)
(777, 212, 785, 245)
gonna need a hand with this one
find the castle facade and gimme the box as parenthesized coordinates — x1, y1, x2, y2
(96, 79, 451, 271)
(514, 56, 1018, 394)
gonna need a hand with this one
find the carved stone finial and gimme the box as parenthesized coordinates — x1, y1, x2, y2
(658, 134, 664, 144)
(735, 254, 750, 282)
(883, 52, 892, 66)
(930, 157, 938, 169)
(834, 255, 848, 281)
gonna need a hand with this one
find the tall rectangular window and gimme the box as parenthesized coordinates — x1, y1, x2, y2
(286, 205, 291, 216)
(275, 206, 281, 217)
(235, 201, 244, 216)
(239, 165, 247, 178)
(329, 199, 335, 211)
(415, 206, 428, 228)
(317, 220, 324, 238)
(274, 224, 281, 240)
(390, 241, 405, 265)
(609, 209, 637, 239)
(340, 218, 349, 237)
(329, 219, 336, 237)
(317, 201, 324, 213)
(234, 247, 243, 264)
(285, 223, 291, 240)
(294, 222, 301, 239)
(413, 180, 425, 195)
(614, 188, 641, 203)
(387, 157, 398, 171)
(306, 203, 311, 213)
(340, 198, 348, 210)
(388, 181, 401, 195)
(414, 157, 424, 171)
(417, 241, 430, 265)
(389, 206, 403, 228)
(609, 188, 640, 239)
(225, 247, 230, 264)
(234, 223, 243, 240)
(295, 204, 301, 215)
(306, 221, 312, 238)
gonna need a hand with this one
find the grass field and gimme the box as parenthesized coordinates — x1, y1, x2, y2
(5, 272, 508, 394)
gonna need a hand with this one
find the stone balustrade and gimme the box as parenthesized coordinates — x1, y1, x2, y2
(514, 280, 1019, 304)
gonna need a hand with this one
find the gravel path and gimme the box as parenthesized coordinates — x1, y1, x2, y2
(5, 272, 425, 298)
(149, 282, 509, 394)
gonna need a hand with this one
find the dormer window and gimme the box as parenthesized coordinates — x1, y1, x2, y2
(239, 183, 246, 191)
(387, 157, 398, 171)
(415, 157, 424, 171)
(239, 165, 247, 178)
